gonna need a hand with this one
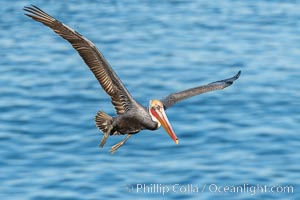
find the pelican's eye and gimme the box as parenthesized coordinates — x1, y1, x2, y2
(153, 105, 161, 110)
(149, 100, 163, 111)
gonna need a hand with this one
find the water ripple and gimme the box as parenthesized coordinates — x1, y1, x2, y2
(1, 1, 299, 199)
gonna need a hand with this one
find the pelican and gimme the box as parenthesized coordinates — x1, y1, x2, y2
(24, 5, 241, 153)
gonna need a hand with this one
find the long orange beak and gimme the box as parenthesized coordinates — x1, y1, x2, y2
(150, 108, 178, 144)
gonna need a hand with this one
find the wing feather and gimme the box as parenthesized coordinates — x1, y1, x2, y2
(161, 71, 241, 109)
(24, 5, 134, 114)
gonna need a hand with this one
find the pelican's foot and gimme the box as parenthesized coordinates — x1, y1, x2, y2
(99, 126, 113, 148)
(99, 133, 109, 148)
(110, 134, 132, 154)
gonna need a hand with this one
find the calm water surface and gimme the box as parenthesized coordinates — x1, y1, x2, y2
(1, 0, 299, 199)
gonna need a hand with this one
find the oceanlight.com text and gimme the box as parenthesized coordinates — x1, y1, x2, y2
(126, 183, 294, 196)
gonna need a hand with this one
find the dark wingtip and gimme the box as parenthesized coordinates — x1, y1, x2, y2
(23, 5, 34, 15)
(23, 5, 41, 14)
(224, 70, 241, 85)
(235, 70, 241, 80)
(23, 4, 35, 10)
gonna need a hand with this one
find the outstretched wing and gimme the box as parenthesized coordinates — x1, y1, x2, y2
(24, 5, 135, 115)
(161, 71, 241, 109)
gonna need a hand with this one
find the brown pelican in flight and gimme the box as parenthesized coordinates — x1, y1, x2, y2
(24, 5, 241, 153)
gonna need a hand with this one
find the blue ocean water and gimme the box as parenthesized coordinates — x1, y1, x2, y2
(1, 0, 299, 199)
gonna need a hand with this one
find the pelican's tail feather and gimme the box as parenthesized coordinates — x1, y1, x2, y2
(95, 111, 113, 134)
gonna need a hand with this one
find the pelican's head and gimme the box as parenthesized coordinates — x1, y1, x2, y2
(149, 100, 178, 144)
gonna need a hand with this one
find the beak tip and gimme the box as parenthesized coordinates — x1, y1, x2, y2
(175, 139, 178, 144)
